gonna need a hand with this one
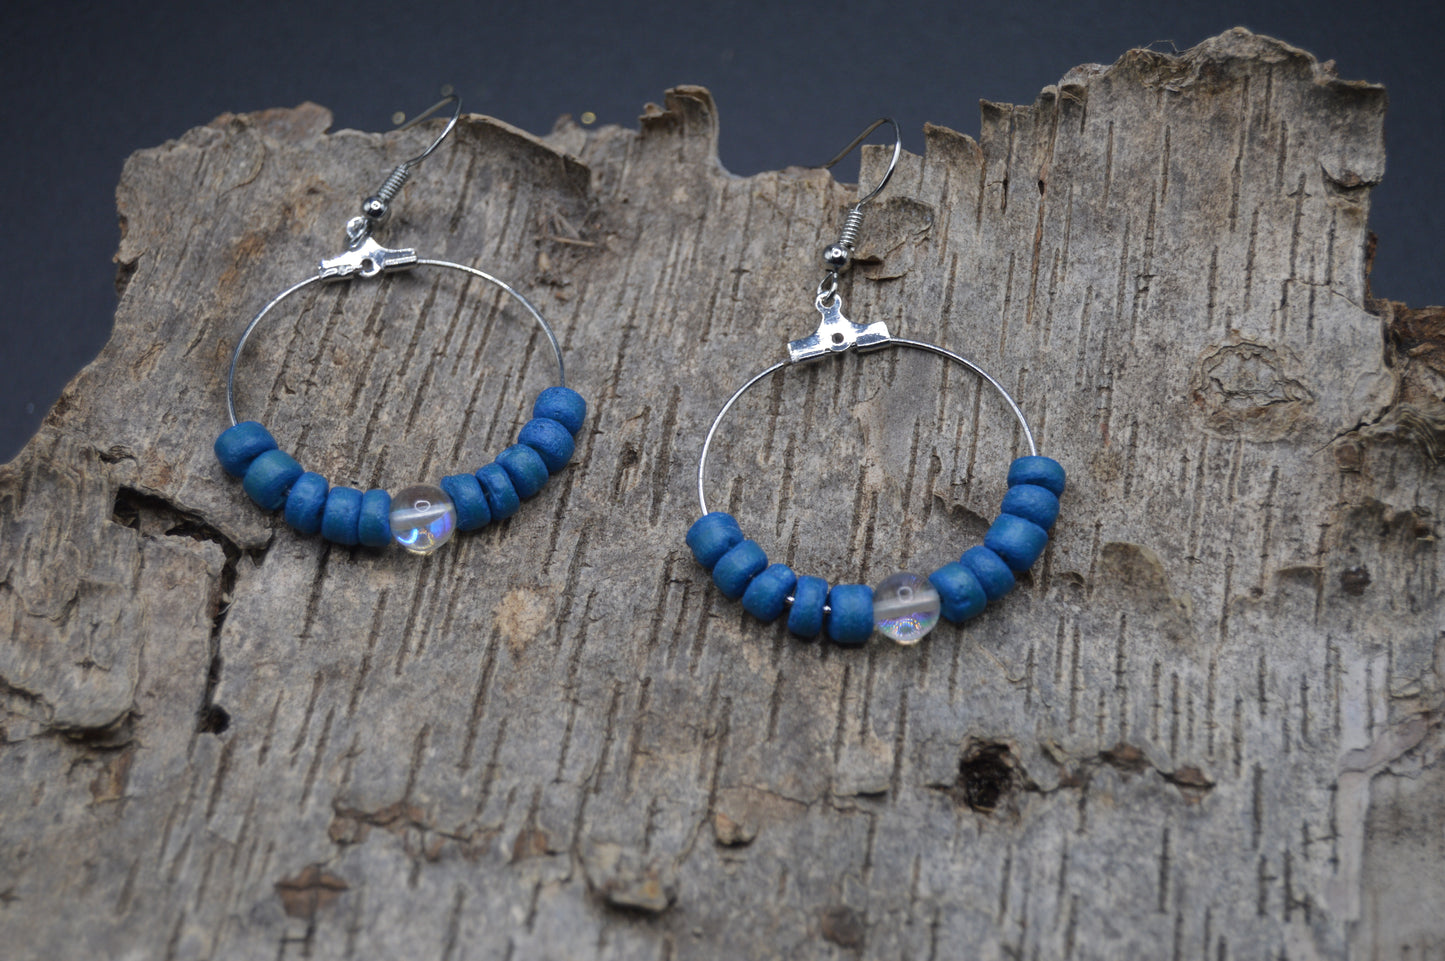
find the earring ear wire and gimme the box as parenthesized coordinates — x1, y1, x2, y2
(817, 118, 902, 298)
(358, 93, 465, 233)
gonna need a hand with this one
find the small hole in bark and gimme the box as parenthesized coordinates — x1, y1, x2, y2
(819, 905, 866, 947)
(958, 742, 1016, 814)
(198, 705, 231, 734)
(1340, 566, 1370, 595)
(111, 491, 140, 529)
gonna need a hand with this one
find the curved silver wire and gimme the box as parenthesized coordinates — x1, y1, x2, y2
(816, 118, 903, 303)
(696, 339, 1036, 515)
(417, 258, 565, 392)
(353, 94, 465, 242)
(226, 260, 565, 427)
(397, 94, 463, 167)
(695, 360, 787, 514)
(820, 118, 902, 207)
(225, 275, 325, 425)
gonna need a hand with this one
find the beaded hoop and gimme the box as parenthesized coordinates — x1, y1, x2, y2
(213, 96, 586, 555)
(688, 293, 1065, 645)
(686, 118, 1063, 645)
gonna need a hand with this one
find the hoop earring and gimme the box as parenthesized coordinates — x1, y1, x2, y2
(212, 95, 586, 556)
(686, 120, 1065, 646)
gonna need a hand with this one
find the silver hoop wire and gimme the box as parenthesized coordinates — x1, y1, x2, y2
(225, 259, 566, 427)
(696, 338, 1037, 515)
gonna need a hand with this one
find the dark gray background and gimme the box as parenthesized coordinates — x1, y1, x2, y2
(3, 0, 1440, 462)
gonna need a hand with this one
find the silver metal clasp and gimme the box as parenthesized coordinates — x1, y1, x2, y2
(787, 293, 891, 363)
(318, 226, 418, 281)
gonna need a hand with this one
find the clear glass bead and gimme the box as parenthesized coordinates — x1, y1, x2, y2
(389, 484, 457, 555)
(873, 572, 941, 644)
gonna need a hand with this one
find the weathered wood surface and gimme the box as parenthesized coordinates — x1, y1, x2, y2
(2, 28, 1441, 960)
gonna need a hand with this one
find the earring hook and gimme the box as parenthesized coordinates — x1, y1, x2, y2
(396, 93, 464, 167)
(350, 92, 464, 245)
(820, 117, 902, 207)
(816, 117, 902, 304)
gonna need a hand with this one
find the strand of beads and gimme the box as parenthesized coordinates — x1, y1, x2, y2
(214, 386, 586, 554)
(687, 455, 1064, 644)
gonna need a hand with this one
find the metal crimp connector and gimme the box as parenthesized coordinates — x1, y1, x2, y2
(787, 294, 891, 364)
(318, 227, 418, 282)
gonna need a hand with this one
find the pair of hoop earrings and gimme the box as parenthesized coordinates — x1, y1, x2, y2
(212, 100, 1064, 648)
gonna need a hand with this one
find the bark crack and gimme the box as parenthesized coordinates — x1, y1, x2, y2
(109, 486, 253, 736)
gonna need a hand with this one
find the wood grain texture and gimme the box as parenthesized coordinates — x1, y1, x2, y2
(2, 29, 1441, 960)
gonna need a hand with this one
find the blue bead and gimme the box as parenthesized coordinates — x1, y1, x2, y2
(283, 472, 328, 535)
(518, 417, 575, 474)
(713, 540, 768, 600)
(497, 444, 549, 499)
(321, 486, 363, 546)
(214, 421, 278, 477)
(961, 545, 1016, 600)
(1007, 456, 1066, 496)
(686, 513, 743, 571)
(476, 463, 520, 520)
(929, 562, 988, 623)
(242, 449, 303, 511)
(534, 387, 587, 437)
(440, 473, 492, 531)
(787, 576, 829, 639)
(826, 584, 875, 646)
(986, 514, 1050, 572)
(358, 489, 392, 548)
(741, 564, 797, 622)
(1000, 483, 1060, 530)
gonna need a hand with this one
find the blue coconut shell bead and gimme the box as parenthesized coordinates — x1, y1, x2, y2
(358, 489, 392, 548)
(440, 473, 492, 531)
(787, 576, 829, 639)
(961, 545, 1016, 600)
(985, 514, 1050, 573)
(929, 562, 988, 623)
(741, 564, 797, 622)
(518, 417, 575, 474)
(826, 584, 875, 646)
(476, 463, 520, 520)
(242, 449, 304, 511)
(1000, 483, 1060, 531)
(713, 540, 768, 600)
(497, 444, 550, 499)
(283, 471, 329, 535)
(215, 421, 278, 477)
(686, 513, 744, 571)
(321, 486, 363, 546)
(534, 387, 587, 437)
(1007, 456, 1066, 496)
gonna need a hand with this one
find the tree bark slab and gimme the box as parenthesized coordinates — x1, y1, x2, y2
(2, 28, 1442, 960)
